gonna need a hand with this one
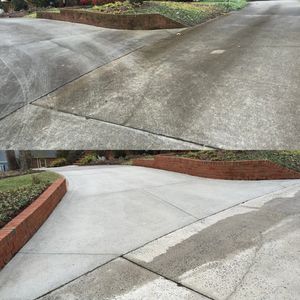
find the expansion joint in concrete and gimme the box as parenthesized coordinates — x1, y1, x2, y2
(122, 256, 216, 300)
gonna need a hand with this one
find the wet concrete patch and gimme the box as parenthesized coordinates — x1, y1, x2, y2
(127, 191, 300, 299)
(40, 258, 207, 300)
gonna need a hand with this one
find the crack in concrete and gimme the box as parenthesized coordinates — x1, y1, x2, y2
(226, 235, 263, 300)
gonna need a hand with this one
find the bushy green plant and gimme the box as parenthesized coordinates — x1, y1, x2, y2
(92, 1, 135, 13)
(11, 0, 28, 11)
(31, 0, 51, 7)
(0, 183, 48, 228)
(49, 157, 67, 167)
(31, 174, 42, 185)
(129, 0, 143, 5)
(77, 154, 98, 165)
(181, 151, 300, 172)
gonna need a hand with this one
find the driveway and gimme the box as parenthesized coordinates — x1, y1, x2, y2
(0, 165, 299, 299)
(0, 19, 192, 149)
(0, 0, 299, 149)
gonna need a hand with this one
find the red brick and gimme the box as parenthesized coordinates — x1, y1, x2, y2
(0, 178, 67, 269)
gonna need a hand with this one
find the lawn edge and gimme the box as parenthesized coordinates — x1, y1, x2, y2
(0, 177, 67, 269)
(133, 155, 300, 180)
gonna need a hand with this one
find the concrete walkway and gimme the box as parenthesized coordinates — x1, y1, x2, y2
(1, 0, 299, 149)
(0, 165, 299, 299)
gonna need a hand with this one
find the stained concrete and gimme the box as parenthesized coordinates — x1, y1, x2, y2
(1, 0, 299, 149)
(0, 18, 180, 119)
(0, 105, 201, 150)
(0, 165, 299, 300)
(126, 187, 300, 300)
(40, 258, 207, 300)
(0, 0, 300, 150)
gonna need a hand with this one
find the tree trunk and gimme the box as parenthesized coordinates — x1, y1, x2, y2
(5, 150, 19, 170)
(19, 151, 31, 172)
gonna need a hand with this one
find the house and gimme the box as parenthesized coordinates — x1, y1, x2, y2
(30, 151, 57, 168)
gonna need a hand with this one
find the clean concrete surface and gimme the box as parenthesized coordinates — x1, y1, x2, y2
(0, 165, 299, 300)
(1, 0, 299, 149)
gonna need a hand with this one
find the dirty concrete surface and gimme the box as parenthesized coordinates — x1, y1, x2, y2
(0, 0, 299, 149)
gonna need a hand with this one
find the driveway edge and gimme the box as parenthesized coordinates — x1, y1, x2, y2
(0, 178, 67, 269)
(133, 155, 300, 180)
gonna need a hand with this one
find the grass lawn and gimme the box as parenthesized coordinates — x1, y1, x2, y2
(24, 7, 60, 18)
(0, 171, 61, 192)
(179, 151, 300, 172)
(0, 171, 61, 228)
(91, 0, 247, 26)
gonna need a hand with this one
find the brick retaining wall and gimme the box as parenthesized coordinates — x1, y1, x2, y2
(133, 155, 300, 180)
(0, 178, 67, 269)
(37, 9, 185, 30)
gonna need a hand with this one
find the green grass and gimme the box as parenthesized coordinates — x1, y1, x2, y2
(24, 12, 37, 18)
(0, 171, 61, 192)
(24, 8, 60, 18)
(179, 151, 300, 173)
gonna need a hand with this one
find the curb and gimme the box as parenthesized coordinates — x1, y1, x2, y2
(133, 155, 300, 180)
(0, 178, 67, 269)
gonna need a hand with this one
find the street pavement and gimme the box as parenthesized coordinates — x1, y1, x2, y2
(0, 165, 299, 299)
(0, 0, 299, 149)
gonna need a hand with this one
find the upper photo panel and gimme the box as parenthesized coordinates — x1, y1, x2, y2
(0, 0, 299, 150)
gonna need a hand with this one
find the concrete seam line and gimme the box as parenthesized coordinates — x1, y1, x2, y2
(34, 256, 118, 300)
(30, 104, 217, 149)
(18, 252, 122, 256)
(0, 44, 145, 122)
(0, 178, 67, 270)
(120, 184, 300, 261)
(34, 221, 201, 299)
(0, 26, 183, 122)
(34, 184, 300, 299)
(141, 188, 199, 220)
(122, 256, 215, 300)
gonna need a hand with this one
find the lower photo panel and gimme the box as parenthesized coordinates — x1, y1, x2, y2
(0, 150, 300, 300)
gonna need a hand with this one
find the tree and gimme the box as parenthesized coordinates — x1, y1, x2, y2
(5, 151, 19, 171)
(19, 151, 32, 172)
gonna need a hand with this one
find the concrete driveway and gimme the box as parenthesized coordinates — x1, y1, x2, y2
(0, 165, 299, 299)
(1, 0, 300, 149)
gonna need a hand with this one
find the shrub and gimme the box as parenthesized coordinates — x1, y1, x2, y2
(31, 0, 49, 7)
(31, 174, 42, 185)
(92, 1, 135, 13)
(129, 0, 143, 5)
(77, 153, 98, 165)
(49, 157, 67, 167)
(11, 0, 28, 11)
(0, 183, 48, 228)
